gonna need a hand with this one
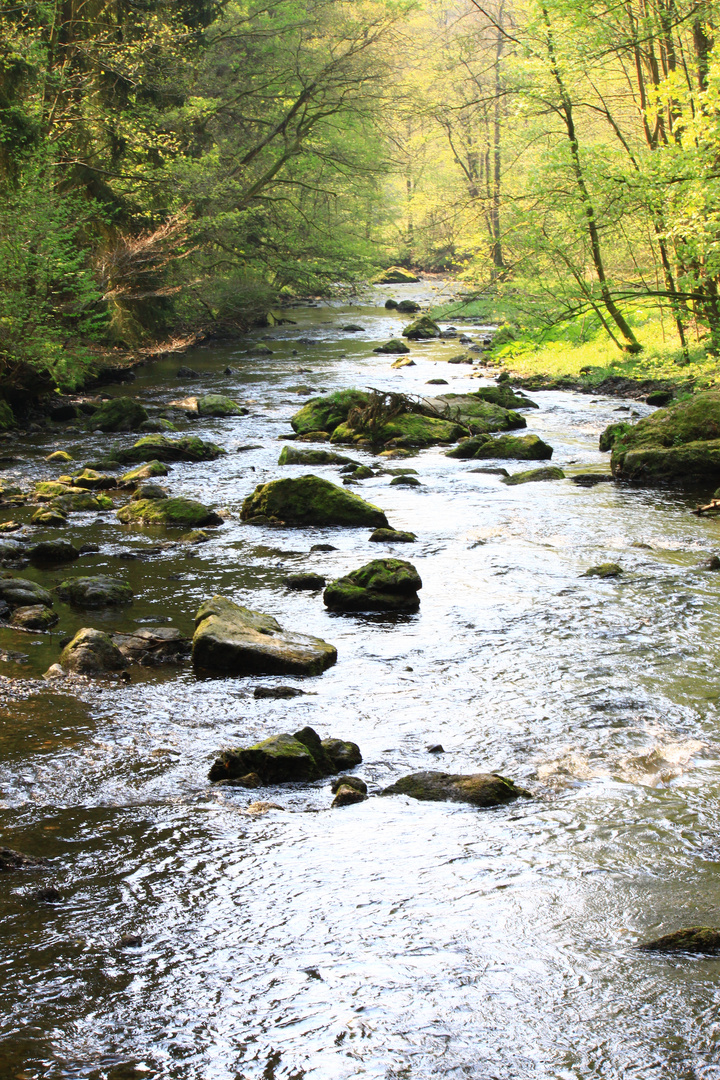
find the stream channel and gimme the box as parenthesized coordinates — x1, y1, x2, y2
(1, 279, 720, 1079)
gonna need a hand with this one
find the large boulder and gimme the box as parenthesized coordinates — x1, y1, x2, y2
(118, 435, 226, 464)
(608, 392, 720, 483)
(278, 446, 358, 466)
(193, 595, 338, 676)
(10, 605, 59, 630)
(89, 396, 149, 432)
(373, 266, 419, 284)
(59, 628, 129, 675)
(56, 576, 133, 608)
(446, 433, 553, 460)
(117, 497, 223, 528)
(402, 315, 441, 340)
(241, 475, 389, 528)
(331, 412, 464, 448)
(424, 393, 526, 434)
(50, 492, 110, 513)
(291, 390, 370, 436)
(111, 627, 191, 665)
(208, 725, 360, 784)
(323, 558, 422, 612)
(382, 771, 530, 807)
(0, 577, 53, 609)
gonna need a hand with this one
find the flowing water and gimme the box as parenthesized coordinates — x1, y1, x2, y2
(1, 281, 720, 1080)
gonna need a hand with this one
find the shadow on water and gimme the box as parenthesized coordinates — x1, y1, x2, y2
(1, 280, 720, 1077)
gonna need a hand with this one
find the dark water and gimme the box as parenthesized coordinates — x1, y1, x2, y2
(1, 281, 720, 1079)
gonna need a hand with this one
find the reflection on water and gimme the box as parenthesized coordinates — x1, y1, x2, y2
(1, 281, 720, 1078)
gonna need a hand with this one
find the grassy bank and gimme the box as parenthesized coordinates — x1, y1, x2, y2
(429, 296, 720, 393)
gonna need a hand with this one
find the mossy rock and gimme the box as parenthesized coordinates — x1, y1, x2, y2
(373, 266, 419, 284)
(332, 413, 464, 449)
(472, 386, 539, 410)
(0, 539, 26, 562)
(373, 338, 410, 354)
(35, 481, 80, 499)
(332, 784, 367, 807)
(28, 540, 79, 564)
(117, 497, 223, 528)
(278, 446, 358, 467)
(384, 298, 398, 309)
(59, 628, 128, 675)
(72, 469, 117, 490)
(638, 927, 720, 953)
(118, 434, 226, 464)
(31, 508, 68, 527)
(45, 450, 73, 463)
(369, 528, 416, 543)
(584, 562, 623, 578)
(138, 418, 177, 433)
(381, 771, 530, 807)
(89, 397, 149, 432)
(179, 529, 210, 544)
(131, 483, 167, 501)
(402, 315, 441, 340)
(291, 390, 370, 436)
(197, 394, 248, 417)
(502, 467, 565, 485)
(390, 474, 421, 486)
(56, 576, 133, 608)
(0, 577, 53, 609)
(121, 460, 169, 483)
(51, 492, 106, 513)
(323, 739, 362, 771)
(241, 475, 389, 528)
(209, 725, 349, 785)
(193, 595, 337, 676)
(10, 605, 59, 630)
(610, 392, 720, 482)
(599, 421, 631, 452)
(446, 433, 553, 461)
(0, 480, 24, 497)
(425, 394, 526, 434)
(324, 558, 421, 612)
(391, 357, 415, 369)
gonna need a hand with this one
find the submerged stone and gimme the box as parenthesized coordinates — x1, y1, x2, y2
(502, 466, 565, 485)
(638, 927, 720, 954)
(278, 446, 358, 467)
(324, 558, 421, 612)
(0, 847, 46, 872)
(241, 475, 389, 528)
(56, 576, 133, 608)
(193, 595, 337, 676)
(381, 770, 530, 807)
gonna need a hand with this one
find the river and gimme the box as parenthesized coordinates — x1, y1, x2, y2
(1, 279, 720, 1079)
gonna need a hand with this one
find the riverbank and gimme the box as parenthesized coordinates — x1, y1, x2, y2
(430, 296, 720, 399)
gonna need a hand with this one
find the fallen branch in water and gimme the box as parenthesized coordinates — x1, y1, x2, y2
(692, 499, 720, 516)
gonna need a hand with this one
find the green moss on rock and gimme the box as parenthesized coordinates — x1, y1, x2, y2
(60, 627, 128, 674)
(290, 390, 370, 436)
(638, 927, 720, 953)
(502, 466, 565, 485)
(381, 770, 530, 807)
(402, 315, 441, 340)
(197, 394, 248, 417)
(610, 392, 720, 483)
(446, 433, 554, 461)
(117, 497, 223, 527)
(90, 397, 148, 432)
(584, 562, 623, 578)
(324, 558, 421, 612)
(56, 576, 133, 608)
(241, 475, 389, 528)
(119, 434, 226, 464)
(278, 446, 358, 466)
(121, 460, 169, 483)
(373, 338, 410, 354)
(373, 266, 419, 284)
(426, 393, 527, 434)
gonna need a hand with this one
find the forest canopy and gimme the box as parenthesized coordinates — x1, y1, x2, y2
(1, 0, 720, 394)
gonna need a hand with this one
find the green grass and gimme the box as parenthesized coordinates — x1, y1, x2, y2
(429, 295, 720, 390)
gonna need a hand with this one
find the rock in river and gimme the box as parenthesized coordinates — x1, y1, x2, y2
(56, 576, 134, 608)
(401, 315, 441, 340)
(373, 338, 411, 355)
(241, 475, 389, 528)
(121, 460, 169, 483)
(10, 605, 59, 630)
(382, 771, 530, 807)
(0, 847, 47, 872)
(117, 497, 223, 528)
(291, 390, 370, 436)
(502, 466, 565, 485)
(446, 433, 553, 461)
(278, 446, 358, 467)
(28, 540, 79, 565)
(89, 396, 149, 432)
(323, 558, 422, 612)
(118, 434, 226, 464)
(208, 725, 361, 784)
(193, 595, 337, 676)
(111, 627, 191, 665)
(0, 577, 53, 609)
(638, 927, 720, 953)
(373, 266, 419, 284)
(59, 628, 129, 675)
(605, 391, 720, 484)
(369, 528, 417, 543)
(584, 562, 623, 578)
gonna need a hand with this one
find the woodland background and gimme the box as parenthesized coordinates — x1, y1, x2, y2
(1, 0, 719, 400)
